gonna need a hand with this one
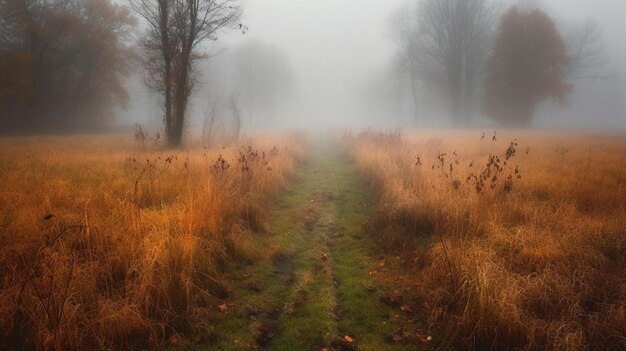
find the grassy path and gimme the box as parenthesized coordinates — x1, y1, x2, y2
(203, 141, 422, 351)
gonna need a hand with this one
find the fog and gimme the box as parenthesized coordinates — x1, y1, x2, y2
(534, 0, 626, 128)
(175, 0, 624, 130)
(215, 0, 624, 130)
(2, 0, 625, 134)
(121, 0, 409, 130)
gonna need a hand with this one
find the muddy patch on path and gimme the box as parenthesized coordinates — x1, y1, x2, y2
(271, 252, 296, 285)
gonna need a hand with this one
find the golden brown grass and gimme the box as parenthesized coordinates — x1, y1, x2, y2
(346, 129, 626, 350)
(0, 134, 304, 350)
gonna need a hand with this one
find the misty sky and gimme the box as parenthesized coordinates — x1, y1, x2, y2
(122, 0, 626, 129)
(220, 0, 406, 128)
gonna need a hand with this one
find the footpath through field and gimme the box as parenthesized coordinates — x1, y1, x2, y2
(204, 139, 422, 351)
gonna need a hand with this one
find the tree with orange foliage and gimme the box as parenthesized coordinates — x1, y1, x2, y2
(483, 6, 572, 126)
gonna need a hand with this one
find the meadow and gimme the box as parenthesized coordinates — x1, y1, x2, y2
(0, 134, 304, 350)
(1, 129, 625, 351)
(346, 129, 626, 350)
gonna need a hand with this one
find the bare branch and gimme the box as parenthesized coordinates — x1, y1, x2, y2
(564, 20, 610, 81)
(130, 0, 241, 147)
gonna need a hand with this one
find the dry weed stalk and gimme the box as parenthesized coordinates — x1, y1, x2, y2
(0, 133, 304, 350)
(346, 130, 626, 350)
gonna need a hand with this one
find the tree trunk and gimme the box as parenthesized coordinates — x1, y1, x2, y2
(169, 52, 192, 148)
(169, 89, 187, 148)
(409, 71, 419, 126)
(449, 81, 463, 124)
(463, 72, 475, 126)
(164, 59, 173, 144)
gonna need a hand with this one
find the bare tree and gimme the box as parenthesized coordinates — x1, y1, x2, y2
(229, 94, 241, 142)
(564, 20, 609, 81)
(226, 40, 294, 128)
(202, 95, 220, 147)
(413, 0, 498, 125)
(202, 93, 242, 147)
(130, 0, 242, 147)
(389, 3, 422, 124)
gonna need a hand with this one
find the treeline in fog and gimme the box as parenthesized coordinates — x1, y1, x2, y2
(0, 0, 135, 132)
(382, 0, 612, 127)
(0, 0, 624, 142)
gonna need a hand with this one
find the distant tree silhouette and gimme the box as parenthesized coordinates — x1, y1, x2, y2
(227, 40, 294, 127)
(483, 6, 571, 126)
(0, 0, 135, 133)
(390, 0, 499, 126)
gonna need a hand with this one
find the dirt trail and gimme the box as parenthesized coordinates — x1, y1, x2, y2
(205, 141, 423, 351)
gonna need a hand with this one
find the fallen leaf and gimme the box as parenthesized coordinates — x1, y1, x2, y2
(218, 303, 228, 313)
(285, 303, 295, 315)
(391, 333, 404, 342)
(332, 335, 357, 351)
(417, 333, 432, 343)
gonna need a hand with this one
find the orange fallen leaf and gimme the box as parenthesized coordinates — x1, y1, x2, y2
(218, 303, 228, 313)
(400, 304, 413, 312)
(417, 333, 432, 343)
(344, 335, 354, 343)
(392, 334, 403, 342)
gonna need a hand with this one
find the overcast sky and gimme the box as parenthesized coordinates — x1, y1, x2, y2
(123, 0, 626, 129)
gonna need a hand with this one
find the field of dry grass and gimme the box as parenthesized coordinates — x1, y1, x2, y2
(1, 129, 625, 350)
(0, 134, 304, 350)
(346, 129, 626, 350)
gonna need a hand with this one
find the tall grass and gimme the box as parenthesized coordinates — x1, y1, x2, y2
(0, 134, 304, 350)
(346, 129, 626, 350)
